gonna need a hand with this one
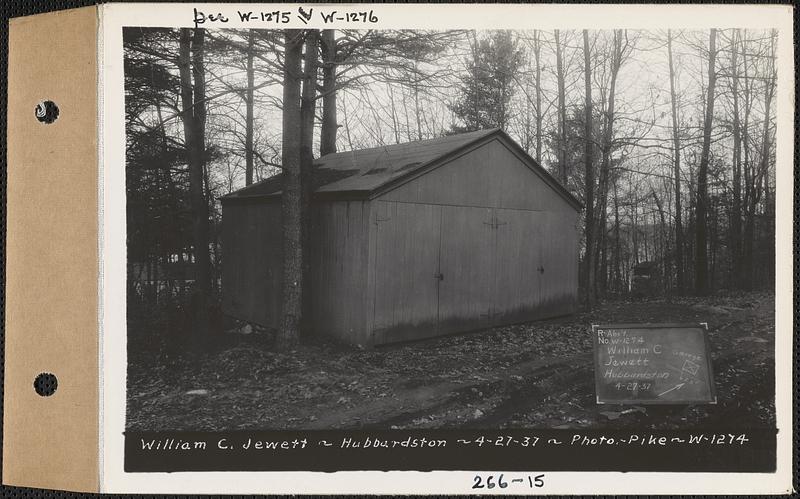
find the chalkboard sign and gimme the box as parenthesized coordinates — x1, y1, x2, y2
(593, 324, 716, 405)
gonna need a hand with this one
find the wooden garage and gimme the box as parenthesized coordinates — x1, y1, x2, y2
(220, 128, 582, 346)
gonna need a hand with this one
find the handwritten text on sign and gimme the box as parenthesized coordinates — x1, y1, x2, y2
(593, 324, 716, 404)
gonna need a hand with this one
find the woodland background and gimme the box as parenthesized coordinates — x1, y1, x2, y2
(124, 28, 778, 351)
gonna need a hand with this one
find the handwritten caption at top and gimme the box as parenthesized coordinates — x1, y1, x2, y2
(193, 7, 379, 29)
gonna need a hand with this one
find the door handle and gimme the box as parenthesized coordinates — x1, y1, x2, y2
(434, 272, 444, 281)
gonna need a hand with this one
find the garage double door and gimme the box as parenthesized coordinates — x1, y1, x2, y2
(371, 200, 561, 344)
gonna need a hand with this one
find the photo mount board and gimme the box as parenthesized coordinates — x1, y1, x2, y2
(3, 5, 100, 493)
(593, 323, 717, 405)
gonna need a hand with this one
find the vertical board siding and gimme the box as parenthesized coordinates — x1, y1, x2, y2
(368, 202, 578, 345)
(309, 200, 370, 343)
(491, 208, 578, 324)
(436, 205, 495, 335)
(540, 209, 580, 313)
(223, 199, 371, 341)
(372, 200, 441, 344)
(221, 201, 282, 328)
(222, 137, 579, 346)
(369, 138, 579, 344)
(381, 138, 575, 214)
(491, 208, 543, 324)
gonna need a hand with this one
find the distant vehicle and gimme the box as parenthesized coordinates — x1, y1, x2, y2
(630, 261, 661, 297)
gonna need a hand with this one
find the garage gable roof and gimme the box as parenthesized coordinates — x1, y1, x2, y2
(221, 128, 581, 210)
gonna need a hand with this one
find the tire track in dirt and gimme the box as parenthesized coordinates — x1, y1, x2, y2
(307, 354, 593, 429)
(307, 333, 772, 430)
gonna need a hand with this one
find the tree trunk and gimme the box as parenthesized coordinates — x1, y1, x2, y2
(319, 29, 337, 156)
(763, 31, 777, 287)
(709, 189, 717, 285)
(594, 29, 623, 299)
(193, 29, 212, 301)
(299, 30, 319, 337)
(582, 30, 596, 311)
(245, 30, 255, 185)
(612, 182, 622, 292)
(729, 29, 742, 287)
(686, 152, 696, 281)
(632, 200, 639, 266)
(740, 32, 754, 289)
(598, 223, 608, 297)
(401, 86, 413, 142)
(277, 29, 304, 351)
(178, 29, 211, 346)
(533, 31, 543, 164)
(652, 189, 669, 294)
(388, 84, 400, 143)
(522, 80, 533, 152)
(555, 29, 568, 185)
(413, 62, 424, 141)
(751, 31, 776, 289)
(667, 30, 685, 292)
(694, 29, 717, 296)
(341, 92, 354, 150)
(470, 31, 480, 132)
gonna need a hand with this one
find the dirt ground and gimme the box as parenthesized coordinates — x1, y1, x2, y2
(127, 291, 776, 431)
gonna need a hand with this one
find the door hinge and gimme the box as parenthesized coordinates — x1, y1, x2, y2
(483, 215, 507, 229)
(480, 308, 497, 319)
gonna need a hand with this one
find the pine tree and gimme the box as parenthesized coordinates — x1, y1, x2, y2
(450, 31, 523, 133)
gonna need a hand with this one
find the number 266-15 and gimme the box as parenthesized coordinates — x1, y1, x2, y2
(472, 474, 545, 489)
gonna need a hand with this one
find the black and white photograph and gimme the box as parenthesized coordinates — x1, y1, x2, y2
(121, 16, 783, 477)
(3, 2, 793, 495)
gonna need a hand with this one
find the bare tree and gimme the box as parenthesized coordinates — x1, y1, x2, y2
(178, 27, 212, 345)
(554, 29, 568, 185)
(667, 29, 685, 292)
(244, 30, 255, 185)
(743, 29, 776, 289)
(533, 31, 543, 163)
(728, 29, 742, 287)
(593, 30, 627, 297)
(582, 30, 596, 310)
(694, 29, 717, 295)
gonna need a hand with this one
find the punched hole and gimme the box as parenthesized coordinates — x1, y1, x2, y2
(34, 100, 59, 124)
(34, 372, 58, 397)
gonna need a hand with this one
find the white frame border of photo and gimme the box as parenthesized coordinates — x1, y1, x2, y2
(100, 3, 794, 494)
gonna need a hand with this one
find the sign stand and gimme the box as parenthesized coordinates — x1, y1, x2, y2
(592, 323, 717, 405)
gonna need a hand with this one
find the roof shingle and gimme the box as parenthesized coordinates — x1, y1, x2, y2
(221, 128, 497, 200)
(220, 128, 581, 210)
